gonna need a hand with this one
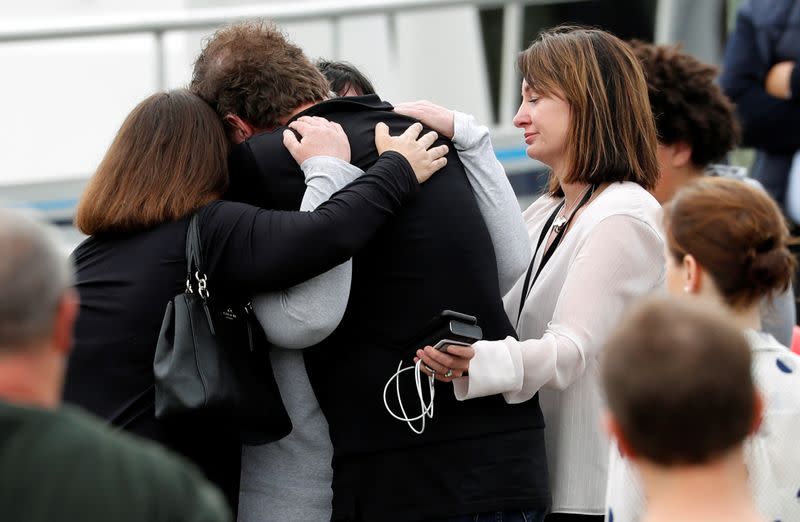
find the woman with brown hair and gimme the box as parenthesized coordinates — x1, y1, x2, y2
(63, 88, 448, 509)
(412, 27, 664, 521)
(605, 177, 800, 522)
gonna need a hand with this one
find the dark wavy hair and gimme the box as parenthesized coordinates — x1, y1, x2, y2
(630, 40, 741, 167)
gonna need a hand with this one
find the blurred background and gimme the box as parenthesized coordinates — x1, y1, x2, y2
(0, 0, 745, 248)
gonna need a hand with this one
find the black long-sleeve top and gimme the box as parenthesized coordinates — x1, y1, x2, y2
(63, 153, 416, 504)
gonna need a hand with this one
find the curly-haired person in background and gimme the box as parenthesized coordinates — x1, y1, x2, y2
(629, 40, 796, 346)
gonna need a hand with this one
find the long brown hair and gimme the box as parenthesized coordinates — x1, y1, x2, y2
(75, 89, 229, 235)
(518, 26, 659, 196)
(665, 177, 796, 309)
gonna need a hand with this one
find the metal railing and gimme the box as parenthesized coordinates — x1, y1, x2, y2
(1, 0, 600, 235)
(0, 0, 585, 128)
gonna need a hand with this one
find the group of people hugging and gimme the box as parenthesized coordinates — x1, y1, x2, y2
(56, 17, 800, 522)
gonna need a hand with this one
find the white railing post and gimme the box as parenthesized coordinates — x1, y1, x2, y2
(331, 16, 341, 59)
(154, 29, 166, 91)
(499, 1, 522, 128)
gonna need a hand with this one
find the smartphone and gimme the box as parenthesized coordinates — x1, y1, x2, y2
(407, 310, 483, 352)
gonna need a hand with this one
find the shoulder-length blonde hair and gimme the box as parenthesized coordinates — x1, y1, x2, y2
(518, 26, 659, 197)
(75, 89, 229, 235)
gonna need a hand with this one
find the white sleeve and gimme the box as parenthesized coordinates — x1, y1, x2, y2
(251, 156, 361, 349)
(453, 215, 665, 402)
(452, 112, 530, 295)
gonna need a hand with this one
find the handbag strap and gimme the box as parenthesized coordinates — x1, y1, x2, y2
(185, 213, 216, 334)
(186, 213, 204, 276)
(185, 213, 210, 300)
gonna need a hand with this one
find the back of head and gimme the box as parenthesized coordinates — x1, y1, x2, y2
(316, 59, 376, 97)
(0, 209, 72, 351)
(602, 296, 755, 466)
(74, 89, 229, 236)
(517, 26, 659, 196)
(665, 177, 796, 309)
(191, 20, 331, 129)
(629, 40, 741, 167)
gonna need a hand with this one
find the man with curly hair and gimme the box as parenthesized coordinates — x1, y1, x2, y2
(629, 40, 795, 347)
(191, 20, 549, 522)
(628, 40, 743, 204)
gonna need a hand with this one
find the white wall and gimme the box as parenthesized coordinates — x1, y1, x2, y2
(0, 0, 187, 185)
(1, 0, 493, 187)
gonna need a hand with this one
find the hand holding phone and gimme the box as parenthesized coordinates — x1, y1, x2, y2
(414, 343, 475, 382)
(408, 310, 481, 382)
(407, 310, 483, 352)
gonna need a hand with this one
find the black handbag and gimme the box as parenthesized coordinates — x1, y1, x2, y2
(153, 213, 292, 445)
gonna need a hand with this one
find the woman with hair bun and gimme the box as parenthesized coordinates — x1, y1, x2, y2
(605, 176, 800, 522)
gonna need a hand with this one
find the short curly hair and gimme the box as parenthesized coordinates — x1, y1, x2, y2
(191, 20, 330, 130)
(629, 40, 741, 167)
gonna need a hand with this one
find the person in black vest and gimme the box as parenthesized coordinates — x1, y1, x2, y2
(191, 20, 550, 522)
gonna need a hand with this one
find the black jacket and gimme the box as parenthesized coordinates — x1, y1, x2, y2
(228, 95, 549, 520)
(720, 0, 800, 207)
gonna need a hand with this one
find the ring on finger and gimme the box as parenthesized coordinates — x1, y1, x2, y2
(444, 369, 454, 378)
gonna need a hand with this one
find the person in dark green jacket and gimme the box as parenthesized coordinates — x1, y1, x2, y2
(0, 208, 231, 522)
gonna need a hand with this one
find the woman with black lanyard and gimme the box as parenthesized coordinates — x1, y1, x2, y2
(414, 27, 664, 521)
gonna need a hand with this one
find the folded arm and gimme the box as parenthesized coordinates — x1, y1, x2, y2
(720, 9, 800, 152)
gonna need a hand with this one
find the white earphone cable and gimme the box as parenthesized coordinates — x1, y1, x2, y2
(383, 358, 436, 435)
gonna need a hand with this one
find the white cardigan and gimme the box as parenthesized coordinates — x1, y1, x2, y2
(604, 330, 800, 522)
(453, 181, 665, 515)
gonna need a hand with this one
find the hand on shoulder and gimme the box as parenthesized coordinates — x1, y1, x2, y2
(283, 116, 351, 165)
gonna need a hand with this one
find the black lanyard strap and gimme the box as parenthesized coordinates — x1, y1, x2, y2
(516, 184, 596, 326)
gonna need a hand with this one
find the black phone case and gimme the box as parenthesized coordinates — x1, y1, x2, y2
(406, 310, 483, 351)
